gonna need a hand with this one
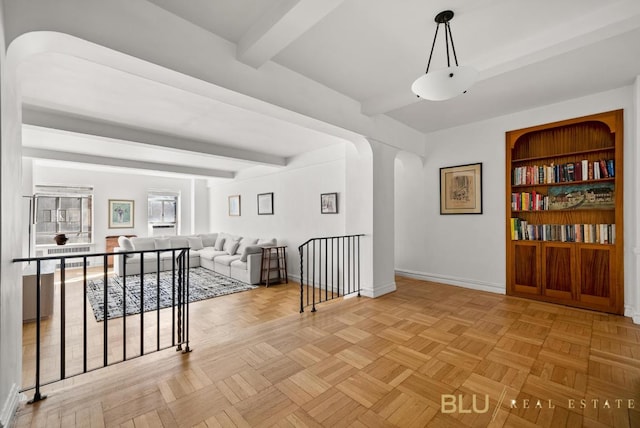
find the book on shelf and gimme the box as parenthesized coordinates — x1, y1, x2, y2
(511, 191, 548, 211)
(512, 159, 615, 185)
(599, 159, 609, 178)
(510, 218, 615, 244)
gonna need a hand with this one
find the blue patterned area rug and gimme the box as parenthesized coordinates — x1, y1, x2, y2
(87, 267, 257, 322)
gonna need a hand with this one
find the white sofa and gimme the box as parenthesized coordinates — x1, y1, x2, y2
(114, 233, 277, 285)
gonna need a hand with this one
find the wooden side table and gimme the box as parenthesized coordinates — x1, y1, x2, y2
(106, 235, 136, 267)
(260, 246, 288, 286)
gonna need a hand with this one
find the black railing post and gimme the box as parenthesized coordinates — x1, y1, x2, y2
(347, 236, 351, 295)
(123, 257, 127, 362)
(176, 251, 183, 351)
(342, 237, 345, 297)
(171, 251, 176, 346)
(157, 252, 161, 352)
(357, 235, 361, 297)
(60, 258, 66, 380)
(83, 256, 88, 373)
(140, 252, 145, 356)
(184, 249, 191, 353)
(337, 237, 341, 297)
(331, 238, 334, 300)
(103, 254, 108, 367)
(27, 260, 46, 403)
(311, 240, 316, 312)
(324, 238, 328, 302)
(299, 246, 304, 313)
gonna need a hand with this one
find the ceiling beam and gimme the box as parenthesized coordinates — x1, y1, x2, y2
(23, 147, 235, 179)
(22, 107, 287, 166)
(237, 0, 345, 68)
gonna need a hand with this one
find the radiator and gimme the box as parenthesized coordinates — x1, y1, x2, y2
(38, 245, 94, 268)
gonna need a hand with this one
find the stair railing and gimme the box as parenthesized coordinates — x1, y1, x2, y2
(298, 234, 364, 312)
(13, 247, 191, 404)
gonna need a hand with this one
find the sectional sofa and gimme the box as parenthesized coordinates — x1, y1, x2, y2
(113, 233, 277, 285)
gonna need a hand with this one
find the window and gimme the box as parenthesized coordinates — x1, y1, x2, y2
(148, 193, 179, 236)
(34, 186, 93, 245)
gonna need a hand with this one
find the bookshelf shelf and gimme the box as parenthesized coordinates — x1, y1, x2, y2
(505, 110, 623, 314)
(511, 178, 614, 188)
(512, 208, 615, 213)
(512, 146, 615, 163)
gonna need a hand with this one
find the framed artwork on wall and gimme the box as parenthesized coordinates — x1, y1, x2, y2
(257, 192, 274, 215)
(321, 193, 338, 214)
(109, 199, 135, 228)
(440, 163, 483, 215)
(228, 195, 241, 216)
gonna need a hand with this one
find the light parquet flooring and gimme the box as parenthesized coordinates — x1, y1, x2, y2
(13, 274, 640, 427)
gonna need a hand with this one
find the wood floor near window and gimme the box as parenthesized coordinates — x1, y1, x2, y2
(13, 275, 640, 427)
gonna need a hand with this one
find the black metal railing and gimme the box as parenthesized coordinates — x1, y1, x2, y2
(298, 234, 364, 312)
(14, 247, 191, 404)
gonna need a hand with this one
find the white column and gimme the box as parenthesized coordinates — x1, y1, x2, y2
(369, 139, 399, 297)
(344, 138, 398, 298)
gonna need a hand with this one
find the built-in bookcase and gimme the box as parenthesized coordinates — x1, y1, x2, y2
(505, 110, 623, 314)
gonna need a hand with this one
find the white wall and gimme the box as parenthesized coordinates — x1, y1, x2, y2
(395, 86, 637, 305)
(29, 163, 208, 257)
(208, 145, 346, 279)
(0, 0, 24, 423)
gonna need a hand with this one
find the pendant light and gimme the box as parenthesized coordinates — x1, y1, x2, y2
(411, 10, 477, 101)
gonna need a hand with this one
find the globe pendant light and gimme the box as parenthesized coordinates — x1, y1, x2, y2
(411, 10, 477, 101)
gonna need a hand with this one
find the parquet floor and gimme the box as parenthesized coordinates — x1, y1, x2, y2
(13, 273, 640, 427)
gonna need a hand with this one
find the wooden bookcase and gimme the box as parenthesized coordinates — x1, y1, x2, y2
(505, 110, 623, 314)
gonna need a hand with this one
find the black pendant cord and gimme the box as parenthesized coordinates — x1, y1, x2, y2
(444, 21, 451, 68)
(424, 10, 462, 73)
(425, 23, 440, 74)
(446, 21, 460, 67)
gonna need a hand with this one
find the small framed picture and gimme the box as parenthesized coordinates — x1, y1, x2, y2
(257, 192, 274, 215)
(321, 193, 338, 214)
(440, 163, 482, 215)
(228, 195, 241, 216)
(109, 199, 135, 228)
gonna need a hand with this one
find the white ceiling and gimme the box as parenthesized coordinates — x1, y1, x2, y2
(18, 0, 640, 176)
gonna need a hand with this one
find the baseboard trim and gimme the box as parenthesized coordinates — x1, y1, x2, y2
(288, 274, 300, 283)
(0, 383, 20, 428)
(289, 274, 395, 299)
(624, 306, 640, 325)
(395, 269, 505, 295)
(360, 281, 396, 298)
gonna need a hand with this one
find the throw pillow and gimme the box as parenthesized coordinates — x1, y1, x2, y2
(240, 245, 263, 262)
(117, 236, 135, 258)
(170, 237, 189, 249)
(187, 236, 204, 251)
(223, 236, 240, 252)
(226, 241, 240, 256)
(154, 238, 171, 250)
(258, 238, 277, 247)
(214, 235, 225, 251)
(199, 233, 218, 248)
(236, 237, 258, 255)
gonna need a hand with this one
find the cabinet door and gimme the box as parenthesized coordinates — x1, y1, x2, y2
(541, 243, 574, 301)
(512, 241, 540, 295)
(577, 245, 616, 310)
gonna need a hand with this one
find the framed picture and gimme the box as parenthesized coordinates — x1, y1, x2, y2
(228, 195, 241, 216)
(440, 163, 482, 215)
(257, 192, 274, 215)
(321, 193, 338, 214)
(108, 199, 135, 228)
